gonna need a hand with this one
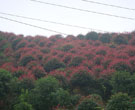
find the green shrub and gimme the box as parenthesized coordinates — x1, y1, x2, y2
(69, 56, 83, 67)
(77, 34, 85, 40)
(13, 70, 26, 78)
(14, 90, 34, 110)
(70, 70, 96, 95)
(96, 50, 106, 56)
(111, 71, 135, 96)
(90, 94, 103, 106)
(59, 44, 74, 52)
(99, 33, 111, 43)
(20, 56, 35, 66)
(63, 55, 72, 64)
(106, 92, 131, 110)
(127, 50, 135, 57)
(94, 57, 103, 65)
(54, 75, 69, 89)
(29, 76, 59, 110)
(41, 48, 50, 54)
(112, 61, 131, 72)
(39, 42, 45, 47)
(113, 35, 128, 45)
(12, 38, 22, 49)
(0, 69, 12, 99)
(97, 75, 113, 101)
(14, 102, 34, 110)
(85, 53, 94, 60)
(70, 94, 81, 107)
(77, 97, 102, 110)
(17, 42, 26, 49)
(44, 58, 66, 72)
(85, 32, 98, 41)
(51, 88, 71, 108)
(0, 69, 13, 110)
(17, 78, 35, 92)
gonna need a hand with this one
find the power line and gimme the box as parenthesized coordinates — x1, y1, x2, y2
(82, 0, 135, 11)
(0, 16, 69, 35)
(30, 0, 135, 20)
(0, 12, 108, 32)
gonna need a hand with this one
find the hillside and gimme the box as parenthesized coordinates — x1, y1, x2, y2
(0, 31, 135, 110)
(0, 31, 135, 78)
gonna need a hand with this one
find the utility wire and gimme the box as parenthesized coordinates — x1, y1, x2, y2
(0, 16, 69, 35)
(82, 0, 135, 11)
(0, 12, 108, 32)
(30, 0, 135, 20)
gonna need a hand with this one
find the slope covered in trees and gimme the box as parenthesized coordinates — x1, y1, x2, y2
(0, 31, 135, 110)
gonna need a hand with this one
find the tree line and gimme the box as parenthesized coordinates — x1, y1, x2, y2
(0, 69, 135, 110)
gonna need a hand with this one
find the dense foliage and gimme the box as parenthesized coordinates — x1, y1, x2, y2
(106, 92, 131, 110)
(0, 31, 135, 109)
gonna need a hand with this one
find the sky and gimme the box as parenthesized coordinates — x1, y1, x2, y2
(0, 0, 135, 37)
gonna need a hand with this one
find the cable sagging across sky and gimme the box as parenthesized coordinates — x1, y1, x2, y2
(0, 12, 108, 32)
(0, 16, 69, 35)
(30, 0, 135, 20)
(82, 0, 135, 11)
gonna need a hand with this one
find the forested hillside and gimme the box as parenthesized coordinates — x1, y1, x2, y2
(0, 31, 135, 110)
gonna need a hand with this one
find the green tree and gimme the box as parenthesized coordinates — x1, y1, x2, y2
(14, 102, 34, 110)
(99, 33, 111, 43)
(90, 94, 103, 106)
(16, 78, 35, 94)
(12, 38, 22, 50)
(85, 32, 99, 41)
(63, 55, 72, 64)
(111, 71, 135, 96)
(14, 90, 34, 110)
(44, 58, 65, 72)
(29, 76, 60, 110)
(77, 96, 102, 110)
(97, 75, 113, 101)
(69, 56, 83, 67)
(77, 34, 85, 40)
(20, 56, 35, 66)
(0, 69, 12, 100)
(113, 35, 128, 45)
(0, 69, 13, 110)
(70, 70, 96, 95)
(106, 92, 131, 110)
(60, 44, 74, 52)
(17, 42, 26, 49)
(54, 75, 69, 89)
(70, 94, 81, 107)
(96, 50, 106, 56)
(112, 61, 131, 72)
(51, 88, 71, 108)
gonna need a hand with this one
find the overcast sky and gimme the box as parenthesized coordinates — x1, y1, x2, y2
(0, 0, 135, 37)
